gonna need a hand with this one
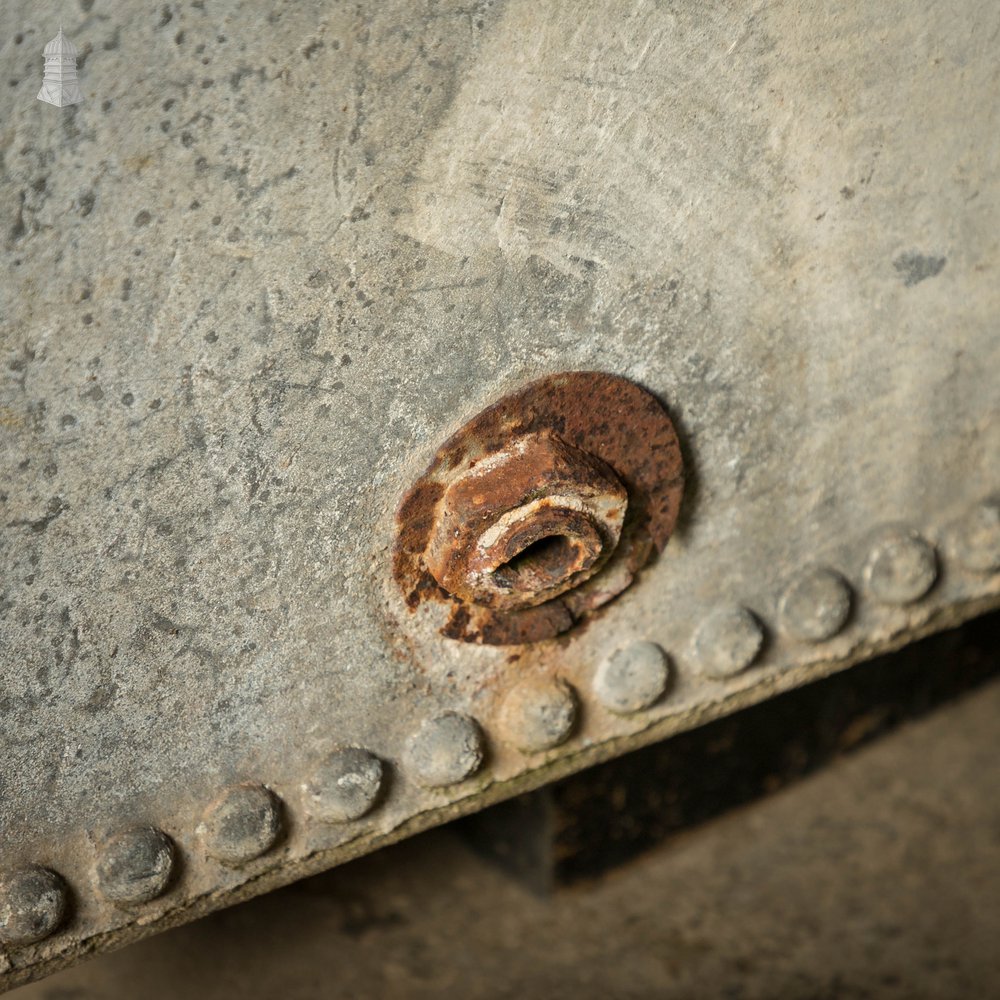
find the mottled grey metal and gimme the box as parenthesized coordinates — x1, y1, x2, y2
(2, 0, 1000, 987)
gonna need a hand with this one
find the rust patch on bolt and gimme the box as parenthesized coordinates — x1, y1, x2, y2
(393, 371, 684, 644)
(425, 431, 627, 611)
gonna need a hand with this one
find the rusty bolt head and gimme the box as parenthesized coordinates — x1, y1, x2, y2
(424, 431, 627, 612)
(394, 372, 684, 645)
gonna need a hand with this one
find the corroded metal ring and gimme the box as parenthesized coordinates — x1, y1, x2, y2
(393, 371, 684, 644)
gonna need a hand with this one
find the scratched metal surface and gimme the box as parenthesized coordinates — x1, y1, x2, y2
(1, 0, 999, 985)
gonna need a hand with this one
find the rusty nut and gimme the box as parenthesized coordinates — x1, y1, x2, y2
(424, 431, 628, 612)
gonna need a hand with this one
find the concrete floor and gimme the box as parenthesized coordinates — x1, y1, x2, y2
(14, 679, 1000, 999)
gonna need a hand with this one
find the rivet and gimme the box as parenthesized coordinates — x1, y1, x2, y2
(0, 865, 68, 946)
(594, 641, 671, 714)
(948, 499, 1000, 573)
(302, 748, 384, 823)
(95, 827, 175, 905)
(692, 606, 764, 678)
(498, 677, 577, 752)
(863, 526, 937, 605)
(200, 784, 283, 865)
(778, 567, 852, 642)
(405, 713, 484, 788)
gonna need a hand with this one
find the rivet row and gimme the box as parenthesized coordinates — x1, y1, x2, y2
(2, 507, 997, 948)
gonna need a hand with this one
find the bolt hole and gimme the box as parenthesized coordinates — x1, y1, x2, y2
(492, 534, 582, 594)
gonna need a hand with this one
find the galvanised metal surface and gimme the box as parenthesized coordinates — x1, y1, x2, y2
(1, 0, 999, 987)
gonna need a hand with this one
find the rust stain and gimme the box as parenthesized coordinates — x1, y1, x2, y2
(393, 480, 444, 604)
(392, 371, 684, 645)
(124, 154, 155, 173)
